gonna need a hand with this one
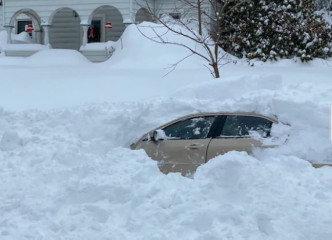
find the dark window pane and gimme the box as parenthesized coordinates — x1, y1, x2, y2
(17, 20, 32, 34)
(163, 116, 215, 139)
(221, 115, 272, 137)
(88, 20, 101, 43)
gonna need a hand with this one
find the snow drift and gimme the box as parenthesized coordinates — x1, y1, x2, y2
(0, 22, 332, 240)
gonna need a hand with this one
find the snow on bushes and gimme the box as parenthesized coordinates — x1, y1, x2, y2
(219, 0, 332, 61)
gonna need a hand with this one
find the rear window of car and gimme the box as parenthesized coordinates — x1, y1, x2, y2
(220, 115, 272, 137)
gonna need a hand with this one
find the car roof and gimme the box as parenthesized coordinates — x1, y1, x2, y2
(155, 111, 278, 130)
(174, 111, 276, 122)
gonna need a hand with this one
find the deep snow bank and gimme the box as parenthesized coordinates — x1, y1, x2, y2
(0, 97, 331, 239)
(0, 21, 332, 240)
(170, 74, 332, 163)
(1, 105, 332, 239)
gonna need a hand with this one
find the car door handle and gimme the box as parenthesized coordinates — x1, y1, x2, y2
(185, 143, 204, 150)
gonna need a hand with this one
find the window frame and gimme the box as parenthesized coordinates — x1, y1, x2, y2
(16, 19, 33, 35)
(214, 114, 273, 139)
(141, 113, 276, 143)
(160, 115, 219, 140)
(87, 14, 106, 44)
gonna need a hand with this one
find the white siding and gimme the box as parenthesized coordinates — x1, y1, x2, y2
(0, 5, 3, 31)
(3, 1, 131, 49)
(3, 0, 209, 25)
(3, 0, 131, 26)
(1, 0, 213, 50)
(133, 0, 212, 26)
(134, 0, 155, 13)
(155, 0, 212, 27)
(133, 0, 155, 23)
(135, 8, 153, 23)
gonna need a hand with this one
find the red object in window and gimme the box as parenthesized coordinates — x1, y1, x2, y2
(26, 24, 34, 33)
(88, 25, 95, 39)
(105, 21, 112, 29)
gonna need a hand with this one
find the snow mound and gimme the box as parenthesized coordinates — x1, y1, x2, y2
(12, 31, 34, 44)
(104, 22, 209, 70)
(172, 74, 283, 103)
(1, 112, 332, 240)
(4, 44, 49, 51)
(0, 17, 332, 240)
(25, 49, 91, 66)
(80, 41, 117, 51)
(0, 131, 22, 151)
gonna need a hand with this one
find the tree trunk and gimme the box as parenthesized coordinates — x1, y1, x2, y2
(212, 63, 220, 78)
(198, 0, 202, 35)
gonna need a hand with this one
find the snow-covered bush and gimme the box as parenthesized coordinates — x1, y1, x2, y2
(219, 0, 332, 61)
(315, 0, 332, 10)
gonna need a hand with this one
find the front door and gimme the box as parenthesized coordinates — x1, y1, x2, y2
(138, 116, 217, 175)
(148, 138, 211, 175)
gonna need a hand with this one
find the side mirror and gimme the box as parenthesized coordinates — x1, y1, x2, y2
(150, 129, 166, 142)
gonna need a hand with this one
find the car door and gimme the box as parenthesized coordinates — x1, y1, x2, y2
(207, 114, 273, 161)
(137, 116, 217, 175)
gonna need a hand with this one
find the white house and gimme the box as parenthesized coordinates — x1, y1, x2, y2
(0, 0, 211, 61)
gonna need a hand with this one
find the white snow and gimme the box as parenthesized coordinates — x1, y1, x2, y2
(0, 22, 332, 239)
(0, 31, 49, 54)
(79, 41, 117, 51)
(4, 43, 49, 51)
(322, 11, 332, 24)
(11, 31, 34, 44)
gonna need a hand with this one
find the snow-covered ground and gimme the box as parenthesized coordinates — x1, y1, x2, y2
(0, 23, 332, 239)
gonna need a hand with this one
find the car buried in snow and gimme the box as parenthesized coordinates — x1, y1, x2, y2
(131, 111, 282, 175)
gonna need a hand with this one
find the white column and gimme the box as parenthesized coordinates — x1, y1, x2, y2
(82, 25, 89, 46)
(5, 26, 14, 44)
(129, 0, 133, 22)
(36, 30, 42, 44)
(32, 31, 37, 43)
(41, 25, 51, 45)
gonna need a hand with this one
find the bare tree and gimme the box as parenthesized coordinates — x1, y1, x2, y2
(136, 0, 248, 78)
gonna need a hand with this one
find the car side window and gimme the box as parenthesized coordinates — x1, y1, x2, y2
(220, 115, 272, 137)
(163, 116, 216, 139)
